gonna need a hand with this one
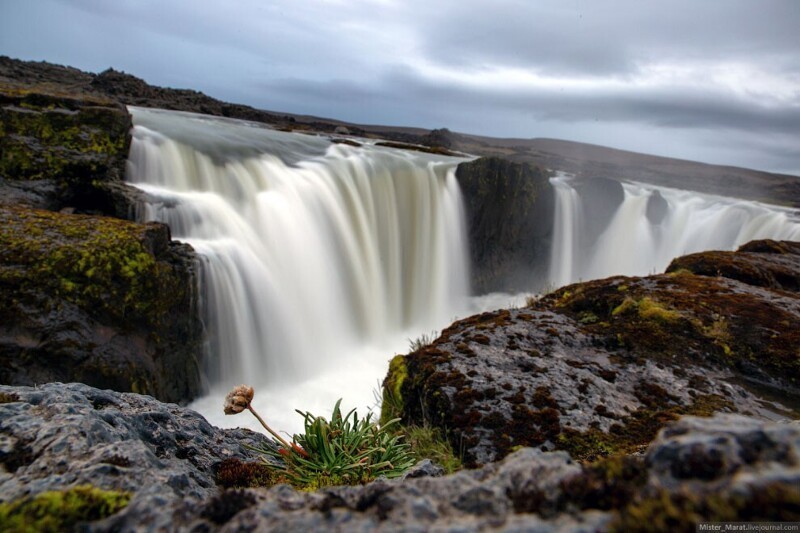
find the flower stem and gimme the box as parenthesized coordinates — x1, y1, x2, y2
(248, 405, 293, 450)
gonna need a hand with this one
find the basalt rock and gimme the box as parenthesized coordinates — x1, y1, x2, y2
(667, 239, 800, 292)
(0, 56, 294, 132)
(456, 157, 555, 293)
(388, 239, 800, 468)
(1, 383, 796, 530)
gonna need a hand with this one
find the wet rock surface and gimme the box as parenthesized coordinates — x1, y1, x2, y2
(1, 383, 796, 530)
(392, 240, 800, 467)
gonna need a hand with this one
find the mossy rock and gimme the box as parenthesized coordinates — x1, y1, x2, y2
(0, 205, 202, 403)
(0, 82, 132, 213)
(548, 265, 800, 388)
(380, 354, 408, 426)
(0, 485, 131, 532)
(388, 241, 800, 467)
(0, 205, 179, 327)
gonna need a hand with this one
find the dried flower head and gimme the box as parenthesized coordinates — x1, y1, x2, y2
(224, 385, 254, 415)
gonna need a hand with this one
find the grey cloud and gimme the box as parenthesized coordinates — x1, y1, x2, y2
(2, 0, 799, 174)
(409, 0, 800, 77)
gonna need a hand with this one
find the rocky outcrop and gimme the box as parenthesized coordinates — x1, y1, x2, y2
(1, 383, 797, 530)
(0, 208, 203, 403)
(0, 56, 295, 133)
(0, 81, 136, 216)
(0, 383, 271, 529)
(667, 239, 800, 292)
(456, 157, 555, 293)
(0, 78, 204, 404)
(387, 240, 800, 468)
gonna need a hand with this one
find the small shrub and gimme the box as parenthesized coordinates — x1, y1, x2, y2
(251, 399, 415, 489)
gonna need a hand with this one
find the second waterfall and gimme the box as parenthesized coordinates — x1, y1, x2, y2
(126, 107, 471, 432)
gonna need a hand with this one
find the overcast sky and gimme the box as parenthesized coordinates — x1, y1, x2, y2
(2, 0, 799, 175)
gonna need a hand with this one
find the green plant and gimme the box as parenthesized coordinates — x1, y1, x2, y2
(408, 331, 437, 352)
(251, 399, 415, 489)
(0, 485, 131, 532)
(404, 425, 462, 474)
(223, 386, 415, 490)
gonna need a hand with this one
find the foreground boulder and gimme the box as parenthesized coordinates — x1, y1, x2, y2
(387, 239, 800, 467)
(1, 383, 797, 530)
(0, 383, 270, 529)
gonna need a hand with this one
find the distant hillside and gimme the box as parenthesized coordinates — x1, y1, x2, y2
(2, 56, 797, 207)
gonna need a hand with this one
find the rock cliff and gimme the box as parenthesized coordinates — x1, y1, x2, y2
(0, 75, 203, 404)
(455, 157, 555, 293)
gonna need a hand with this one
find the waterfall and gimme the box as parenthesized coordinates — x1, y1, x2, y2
(125, 106, 800, 433)
(549, 177, 800, 286)
(549, 176, 584, 288)
(126, 107, 471, 433)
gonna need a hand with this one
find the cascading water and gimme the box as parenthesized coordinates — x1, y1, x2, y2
(126, 107, 472, 433)
(126, 107, 800, 433)
(549, 176, 800, 286)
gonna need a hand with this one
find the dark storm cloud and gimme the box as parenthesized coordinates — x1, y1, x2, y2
(1, 0, 798, 173)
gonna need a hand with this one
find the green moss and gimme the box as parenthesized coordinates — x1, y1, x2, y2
(0, 485, 131, 532)
(611, 297, 681, 324)
(380, 354, 408, 426)
(557, 429, 619, 462)
(610, 483, 800, 532)
(0, 392, 20, 404)
(404, 425, 462, 474)
(637, 297, 682, 323)
(611, 297, 637, 317)
(0, 207, 181, 330)
(0, 87, 130, 185)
